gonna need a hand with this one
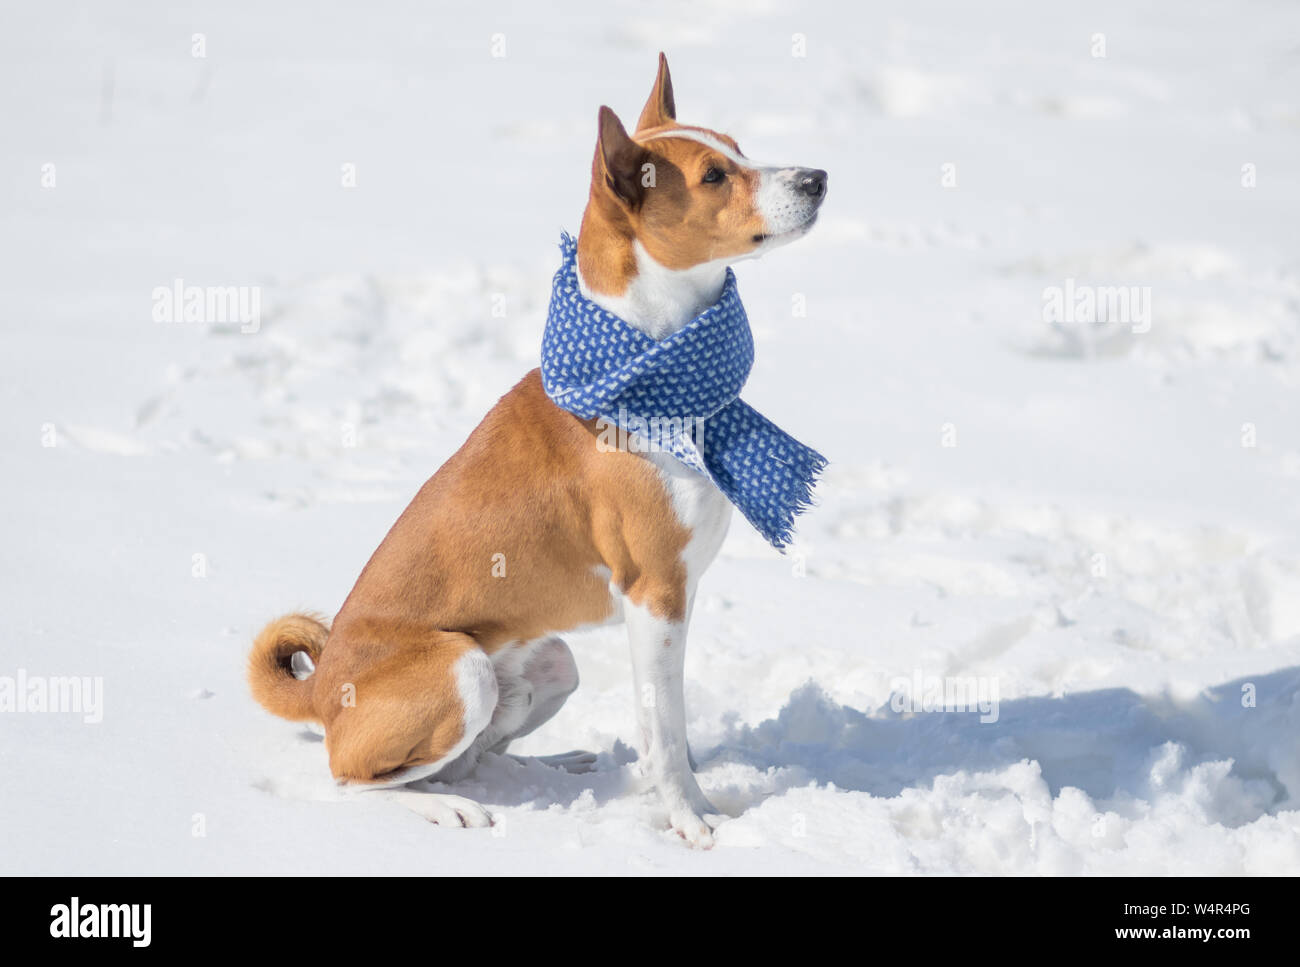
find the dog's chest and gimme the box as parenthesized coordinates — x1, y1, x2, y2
(644, 450, 732, 590)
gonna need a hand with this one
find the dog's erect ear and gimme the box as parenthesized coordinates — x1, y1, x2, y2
(635, 52, 676, 132)
(595, 105, 648, 208)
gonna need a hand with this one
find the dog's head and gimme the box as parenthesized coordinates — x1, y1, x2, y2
(589, 53, 827, 271)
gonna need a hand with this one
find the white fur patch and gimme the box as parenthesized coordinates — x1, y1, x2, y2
(646, 129, 757, 168)
(290, 651, 315, 680)
(754, 167, 821, 239)
(453, 647, 499, 745)
(645, 450, 732, 593)
(579, 239, 730, 340)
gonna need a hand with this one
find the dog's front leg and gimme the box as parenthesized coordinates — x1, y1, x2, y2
(625, 602, 720, 847)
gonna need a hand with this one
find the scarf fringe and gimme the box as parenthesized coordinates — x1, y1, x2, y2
(736, 452, 827, 550)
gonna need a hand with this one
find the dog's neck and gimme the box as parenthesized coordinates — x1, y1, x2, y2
(576, 211, 728, 341)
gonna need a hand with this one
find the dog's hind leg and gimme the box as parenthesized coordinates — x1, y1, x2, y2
(486, 636, 594, 772)
(502, 636, 581, 741)
(378, 637, 589, 821)
(327, 629, 500, 826)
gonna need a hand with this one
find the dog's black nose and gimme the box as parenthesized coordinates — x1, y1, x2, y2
(798, 169, 828, 199)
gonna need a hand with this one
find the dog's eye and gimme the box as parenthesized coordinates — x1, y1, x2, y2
(702, 166, 725, 184)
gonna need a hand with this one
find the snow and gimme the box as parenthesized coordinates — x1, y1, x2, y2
(2, 0, 1298, 873)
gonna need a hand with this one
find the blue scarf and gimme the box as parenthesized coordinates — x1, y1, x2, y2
(540, 233, 826, 549)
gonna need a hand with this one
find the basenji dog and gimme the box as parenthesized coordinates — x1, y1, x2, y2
(248, 53, 827, 847)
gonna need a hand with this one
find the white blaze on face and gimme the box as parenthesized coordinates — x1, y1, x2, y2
(650, 128, 821, 241)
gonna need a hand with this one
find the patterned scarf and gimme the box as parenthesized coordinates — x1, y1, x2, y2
(540, 233, 825, 549)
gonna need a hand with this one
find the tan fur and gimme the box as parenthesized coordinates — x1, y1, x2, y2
(316, 627, 481, 785)
(635, 52, 676, 132)
(247, 612, 329, 722)
(579, 57, 767, 293)
(250, 372, 691, 782)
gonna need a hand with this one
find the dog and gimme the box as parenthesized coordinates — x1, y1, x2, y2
(248, 53, 827, 847)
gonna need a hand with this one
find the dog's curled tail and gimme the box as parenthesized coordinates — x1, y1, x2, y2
(248, 612, 329, 722)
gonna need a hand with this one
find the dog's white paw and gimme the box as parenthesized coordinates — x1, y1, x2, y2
(407, 793, 493, 828)
(665, 785, 724, 848)
(669, 808, 718, 849)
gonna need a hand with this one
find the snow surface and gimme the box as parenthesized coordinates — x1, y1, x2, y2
(2, 0, 1299, 873)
